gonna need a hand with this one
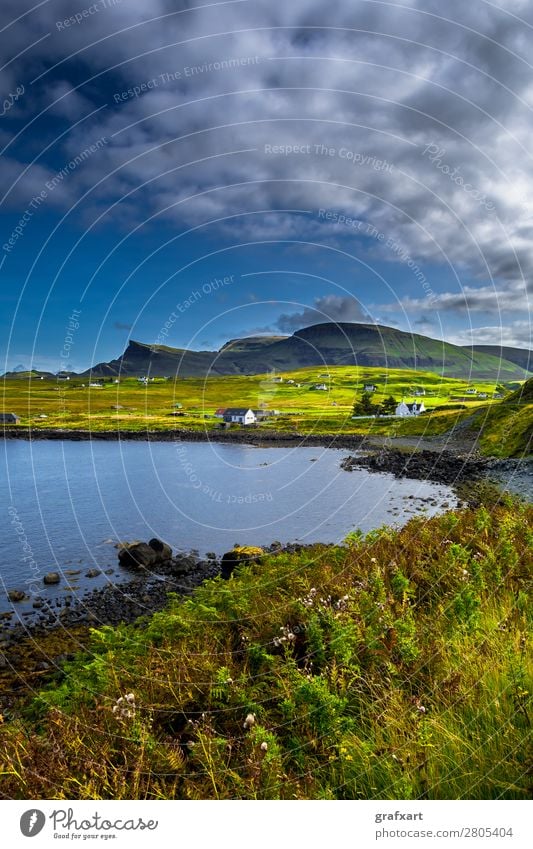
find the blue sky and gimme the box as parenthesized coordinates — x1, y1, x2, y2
(1, 0, 532, 372)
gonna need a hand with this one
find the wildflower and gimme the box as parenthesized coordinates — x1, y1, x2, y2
(112, 693, 136, 719)
(260, 742, 268, 752)
(243, 713, 256, 730)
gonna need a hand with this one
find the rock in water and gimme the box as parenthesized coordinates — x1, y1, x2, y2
(8, 589, 25, 602)
(43, 572, 61, 585)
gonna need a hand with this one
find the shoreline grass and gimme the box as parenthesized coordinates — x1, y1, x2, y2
(1, 499, 531, 800)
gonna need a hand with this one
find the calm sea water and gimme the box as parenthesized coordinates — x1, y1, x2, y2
(1, 439, 457, 607)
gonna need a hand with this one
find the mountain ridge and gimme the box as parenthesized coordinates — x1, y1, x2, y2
(80, 322, 530, 380)
(3, 324, 530, 380)
(462, 344, 532, 372)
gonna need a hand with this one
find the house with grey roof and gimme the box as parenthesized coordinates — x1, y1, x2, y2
(223, 408, 257, 425)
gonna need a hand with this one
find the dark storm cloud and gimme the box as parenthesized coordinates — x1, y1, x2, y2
(0, 0, 532, 342)
(275, 295, 370, 332)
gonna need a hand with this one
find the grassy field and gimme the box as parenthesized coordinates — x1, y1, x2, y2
(0, 366, 520, 430)
(3, 365, 532, 455)
(1, 499, 531, 800)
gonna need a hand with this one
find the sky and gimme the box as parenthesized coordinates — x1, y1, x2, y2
(0, 0, 532, 372)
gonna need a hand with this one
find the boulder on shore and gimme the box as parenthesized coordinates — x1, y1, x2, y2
(220, 546, 263, 580)
(118, 538, 173, 571)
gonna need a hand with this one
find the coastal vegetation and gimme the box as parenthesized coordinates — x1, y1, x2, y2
(0, 497, 531, 800)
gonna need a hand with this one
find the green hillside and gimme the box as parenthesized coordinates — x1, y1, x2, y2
(466, 345, 532, 372)
(470, 377, 533, 457)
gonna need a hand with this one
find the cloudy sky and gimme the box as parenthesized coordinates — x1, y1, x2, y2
(1, 0, 532, 370)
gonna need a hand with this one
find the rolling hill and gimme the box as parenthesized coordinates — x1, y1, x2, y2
(464, 345, 532, 372)
(81, 323, 530, 380)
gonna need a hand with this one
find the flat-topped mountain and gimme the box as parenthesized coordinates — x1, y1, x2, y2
(79, 322, 531, 379)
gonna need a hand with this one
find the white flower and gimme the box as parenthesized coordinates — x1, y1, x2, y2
(243, 713, 256, 730)
(260, 742, 268, 752)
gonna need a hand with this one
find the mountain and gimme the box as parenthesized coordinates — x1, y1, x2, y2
(1, 369, 55, 380)
(82, 323, 531, 379)
(220, 335, 288, 353)
(463, 345, 532, 372)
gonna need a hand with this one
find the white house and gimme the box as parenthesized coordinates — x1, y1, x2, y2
(223, 407, 257, 425)
(395, 401, 426, 417)
(89, 382, 103, 388)
(465, 388, 477, 394)
(364, 383, 378, 392)
(314, 383, 328, 391)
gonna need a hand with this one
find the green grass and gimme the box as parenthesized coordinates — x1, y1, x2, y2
(1, 500, 531, 800)
(0, 366, 513, 425)
(2, 367, 531, 456)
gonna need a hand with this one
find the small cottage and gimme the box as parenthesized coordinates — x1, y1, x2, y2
(395, 401, 426, 417)
(214, 407, 227, 418)
(223, 408, 257, 425)
(1, 412, 20, 424)
(364, 383, 378, 392)
(314, 383, 328, 391)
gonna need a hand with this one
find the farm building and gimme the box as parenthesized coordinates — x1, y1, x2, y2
(364, 383, 378, 392)
(253, 409, 279, 419)
(314, 383, 328, 391)
(395, 401, 426, 417)
(1, 412, 20, 424)
(214, 408, 227, 418)
(223, 408, 257, 425)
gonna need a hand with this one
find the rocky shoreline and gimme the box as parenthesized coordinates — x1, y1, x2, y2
(1, 424, 369, 450)
(0, 540, 307, 712)
(340, 448, 489, 485)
